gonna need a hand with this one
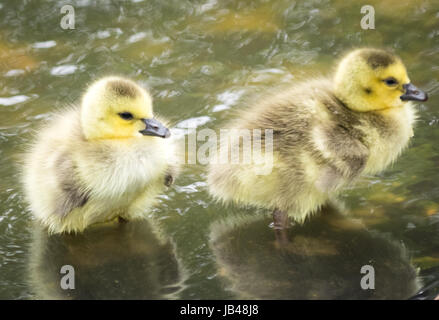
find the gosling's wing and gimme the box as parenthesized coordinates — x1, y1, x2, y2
(312, 122, 369, 179)
(53, 152, 90, 218)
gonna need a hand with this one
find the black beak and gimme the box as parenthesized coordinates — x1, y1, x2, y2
(400, 83, 428, 102)
(139, 118, 170, 138)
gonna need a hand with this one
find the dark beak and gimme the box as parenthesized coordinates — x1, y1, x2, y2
(400, 83, 428, 102)
(139, 118, 170, 138)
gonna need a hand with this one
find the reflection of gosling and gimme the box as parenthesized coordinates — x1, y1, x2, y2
(23, 76, 179, 234)
(28, 221, 187, 299)
(208, 48, 428, 228)
(209, 212, 421, 299)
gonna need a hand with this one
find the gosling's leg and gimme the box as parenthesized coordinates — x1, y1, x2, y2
(272, 208, 289, 245)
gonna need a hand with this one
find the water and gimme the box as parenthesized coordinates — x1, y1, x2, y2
(0, 0, 438, 299)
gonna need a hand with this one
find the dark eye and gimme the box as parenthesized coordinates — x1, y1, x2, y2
(118, 112, 134, 120)
(383, 77, 398, 86)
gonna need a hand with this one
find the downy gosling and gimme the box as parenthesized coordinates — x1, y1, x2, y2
(23, 76, 178, 234)
(208, 48, 428, 232)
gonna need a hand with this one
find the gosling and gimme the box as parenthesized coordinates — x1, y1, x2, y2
(22, 76, 179, 234)
(208, 48, 428, 233)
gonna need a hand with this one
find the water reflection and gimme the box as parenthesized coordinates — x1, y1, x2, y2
(210, 206, 421, 299)
(28, 220, 186, 299)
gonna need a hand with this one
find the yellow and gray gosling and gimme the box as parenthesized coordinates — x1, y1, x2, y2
(22, 76, 179, 234)
(208, 48, 428, 235)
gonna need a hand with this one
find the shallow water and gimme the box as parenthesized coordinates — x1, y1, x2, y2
(0, 0, 438, 299)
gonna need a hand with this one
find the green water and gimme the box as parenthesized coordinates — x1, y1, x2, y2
(0, 0, 438, 299)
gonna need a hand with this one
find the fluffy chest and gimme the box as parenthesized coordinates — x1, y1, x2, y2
(362, 104, 416, 174)
(78, 139, 173, 199)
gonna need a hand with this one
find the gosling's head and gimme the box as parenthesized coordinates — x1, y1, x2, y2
(80, 76, 170, 140)
(334, 48, 427, 112)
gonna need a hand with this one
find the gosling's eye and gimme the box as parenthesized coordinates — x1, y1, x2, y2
(118, 112, 134, 120)
(383, 77, 398, 86)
